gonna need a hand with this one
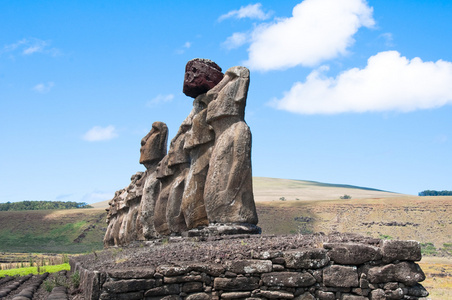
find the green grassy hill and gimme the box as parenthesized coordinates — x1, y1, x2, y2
(0, 208, 106, 253)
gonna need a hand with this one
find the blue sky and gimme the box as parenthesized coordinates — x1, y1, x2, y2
(1, 0, 451, 203)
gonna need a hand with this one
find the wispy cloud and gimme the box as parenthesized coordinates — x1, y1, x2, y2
(32, 82, 54, 93)
(82, 125, 118, 141)
(222, 32, 249, 50)
(2, 38, 61, 57)
(175, 41, 192, 55)
(219, 3, 271, 21)
(379, 32, 394, 47)
(244, 0, 375, 71)
(272, 51, 452, 114)
(146, 94, 174, 107)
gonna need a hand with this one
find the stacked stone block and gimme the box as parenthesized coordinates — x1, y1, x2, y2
(70, 240, 429, 300)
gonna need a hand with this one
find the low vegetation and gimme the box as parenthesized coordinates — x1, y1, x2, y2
(0, 263, 70, 278)
(0, 200, 92, 211)
(418, 190, 452, 196)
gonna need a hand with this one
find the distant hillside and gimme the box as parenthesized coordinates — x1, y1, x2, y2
(0, 200, 92, 211)
(0, 208, 106, 253)
(0, 177, 420, 254)
(91, 177, 405, 210)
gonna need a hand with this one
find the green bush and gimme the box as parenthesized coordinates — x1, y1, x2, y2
(420, 243, 438, 256)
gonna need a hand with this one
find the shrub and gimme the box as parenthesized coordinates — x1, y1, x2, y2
(71, 271, 80, 288)
(340, 194, 352, 199)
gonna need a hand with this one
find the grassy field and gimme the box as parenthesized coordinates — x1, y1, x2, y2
(0, 208, 106, 253)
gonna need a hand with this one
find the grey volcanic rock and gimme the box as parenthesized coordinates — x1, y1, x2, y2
(183, 58, 223, 98)
(323, 242, 382, 265)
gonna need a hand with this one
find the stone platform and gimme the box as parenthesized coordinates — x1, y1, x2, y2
(70, 235, 429, 300)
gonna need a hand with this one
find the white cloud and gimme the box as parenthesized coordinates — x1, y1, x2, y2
(2, 38, 60, 57)
(33, 82, 54, 93)
(273, 51, 452, 114)
(219, 3, 271, 21)
(146, 94, 174, 107)
(245, 0, 375, 71)
(222, 32, 249, 50)
(82, 125, 118, 141)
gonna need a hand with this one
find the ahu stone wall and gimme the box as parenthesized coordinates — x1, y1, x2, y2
(69, 239, 429, 300)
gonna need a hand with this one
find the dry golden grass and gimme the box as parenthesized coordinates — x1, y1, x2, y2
(419, 257, 452, 300)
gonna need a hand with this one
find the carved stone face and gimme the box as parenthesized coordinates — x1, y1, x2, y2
(156, 155, 174, 179)
(139, 122, 168, 169)
(167, 131, 190, 167)
(183, 58, 224, 98)
(206, 67, 250, 124)
(184, 108, 214, 150)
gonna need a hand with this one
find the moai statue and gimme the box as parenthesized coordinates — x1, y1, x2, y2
(164, 112, 194, 234)
(153, 155, 173, 236)
(181, 58, 223, 230)
(117, 171, 145, 245)
(181, 96, 214, 229)
(136, 122, 168, 240)
(203, 66, 259, 227)
(104, 189, 123, 246)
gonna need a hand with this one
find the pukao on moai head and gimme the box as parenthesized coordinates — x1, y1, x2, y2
(183, 58, 224, 99)
(139, 121, 168, 170)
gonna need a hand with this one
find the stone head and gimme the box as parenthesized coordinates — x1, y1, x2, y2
(183, 58, 224, 98)
(156, 155, 174, 179)
(139, 122, 168, 169)
(206, 66, 250, 124)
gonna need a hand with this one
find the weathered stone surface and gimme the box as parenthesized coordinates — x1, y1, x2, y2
(341, 295, 367, 300)
(385, 287, 404, 299)
(221, 291, 251, 299)
(382, 240, 422, 262)
(367, 261, 425, 286)
(187, 263, 225, 277)
(258, 290, 295, 299)
(323, 265, 359, 288)
(144, 284, 180, 296)
(252, 250, 283, 259)
(213, 277, 259, 291)
(284, 248, 329, 269)
(185, 292, 211, 300)
(182, 281, 204, 293)
(204, 66, 258, 225)
(102, 279, 156, 293)
(324, 243, 382, 265)
(370, 288, 386, 300)
(407, 283, 429, 297)
(225, 259, 272, 274)
(316, 291, 335, 300)
(262, 272, 316, 287)
(107, 267, 155, 279)
(164, 275, 202, 284)
(157, 265, 192, 277)
(183, 58, 223, 98)
(294, 292, 316, 300)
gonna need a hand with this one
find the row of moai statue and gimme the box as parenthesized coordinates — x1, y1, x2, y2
(104, 59, 259, 247)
